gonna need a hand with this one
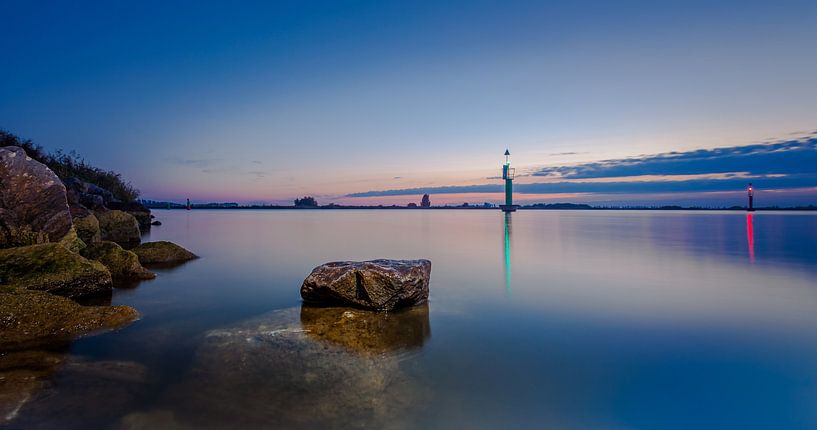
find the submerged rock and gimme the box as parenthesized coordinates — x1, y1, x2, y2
(157, 307, 428, 429)
(301, 259, 431, 311)
(132, 241, 197, 266)
(0, 286, 138, 350)
(0, 348, 67, 424)
(300, 304, 430, 354)
(7, 358, 148, 429)
(0, 146, 73, 248)
(0, 243, 112, 298)
(96, 210, 141, 247)
(81, 241, 155, 282)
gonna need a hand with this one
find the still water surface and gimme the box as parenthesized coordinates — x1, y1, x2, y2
(12, 210, 817, 429)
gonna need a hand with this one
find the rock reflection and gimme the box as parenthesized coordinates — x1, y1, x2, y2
(151, 307, 430, 429)
(300, 303, 430, 355)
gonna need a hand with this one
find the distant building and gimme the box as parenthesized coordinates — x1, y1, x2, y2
(421, 194, 431, 208)
(407, 202, 418, 208)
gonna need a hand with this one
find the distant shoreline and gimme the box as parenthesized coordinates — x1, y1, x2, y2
(143, 203, 817, 212)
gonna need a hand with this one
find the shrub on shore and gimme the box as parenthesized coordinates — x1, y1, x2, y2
(0, 129, 140, 202)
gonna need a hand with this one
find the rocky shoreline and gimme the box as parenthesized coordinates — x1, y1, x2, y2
(0, 144, 197, 422)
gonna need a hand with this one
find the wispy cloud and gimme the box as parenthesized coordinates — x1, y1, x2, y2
(533, 138, 817, 179)
(347, 136, 817, 198)
(166, 156, 221, 168)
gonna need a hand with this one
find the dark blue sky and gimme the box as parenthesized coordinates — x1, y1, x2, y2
(2, 0, 816, 204)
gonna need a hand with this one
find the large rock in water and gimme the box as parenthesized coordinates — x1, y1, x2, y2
(0, 146, 73, 248)
(132, 241, 197, 266)
(301, 259, 431, 311)
(0, 243, 112, 298)
(96, 210, 141, 247)
(81, 241, 155, 281)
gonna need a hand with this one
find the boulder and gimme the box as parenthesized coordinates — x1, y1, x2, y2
(132, 241, 197, 265)
(0, 285, 138, 350)
(301, 259, 431, 311)
(63, 177, 118, 208)
(0, 243, 112, 298)
(107, 201, 152, 231)
(81, 241, 155, 281)
(151, 220, 162, 226)
(71, 205, 101, 244)
(96, 210, 141, 247)
(57, 227, 86, 253)
(0, 146, 73, 248)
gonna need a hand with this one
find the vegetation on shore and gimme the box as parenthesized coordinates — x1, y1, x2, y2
(1, 129, 140, 202)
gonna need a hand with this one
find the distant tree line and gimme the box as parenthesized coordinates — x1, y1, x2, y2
(1, 129, 140, 202)
(294, 196, 318, 207)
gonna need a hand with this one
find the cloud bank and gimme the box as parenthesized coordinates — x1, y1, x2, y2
(348, 136, 817, 198)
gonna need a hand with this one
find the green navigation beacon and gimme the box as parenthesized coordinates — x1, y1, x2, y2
(499, 149, 519, 212)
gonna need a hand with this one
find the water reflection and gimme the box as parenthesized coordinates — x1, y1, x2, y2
(746, 213, 755, 263)
(503, 212, 512, 298)
(300, 304, 430, 355)
(16, 210, 817, 430)
(144, 306, 429, 429)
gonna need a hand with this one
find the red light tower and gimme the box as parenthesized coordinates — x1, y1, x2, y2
(747, 183, 755, 212)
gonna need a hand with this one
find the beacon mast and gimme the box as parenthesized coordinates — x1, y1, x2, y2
(500, 149, 519, 212)
(747, 183, 755, 212)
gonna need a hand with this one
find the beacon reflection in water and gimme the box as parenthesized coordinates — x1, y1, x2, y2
(746, 213, 755, 264)
(503, 212, 512, 298)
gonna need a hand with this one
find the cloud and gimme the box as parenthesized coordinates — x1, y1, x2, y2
(166, 156, 220, 168)
(347, 136, 817, 198)
(547, 151, 583, 156)
(533, 137, 817, 179)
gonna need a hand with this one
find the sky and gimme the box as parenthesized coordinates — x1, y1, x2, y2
(1, 0, 816, 206)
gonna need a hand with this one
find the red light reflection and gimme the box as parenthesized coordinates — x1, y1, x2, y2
(746, 213, 755, 263)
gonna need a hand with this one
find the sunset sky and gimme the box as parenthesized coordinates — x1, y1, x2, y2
(2, 0, 816, 206)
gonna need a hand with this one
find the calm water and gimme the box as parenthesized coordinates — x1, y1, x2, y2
(10, 210, 817, 429)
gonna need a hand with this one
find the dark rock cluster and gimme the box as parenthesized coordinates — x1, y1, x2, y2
(0, 145, 198, 420)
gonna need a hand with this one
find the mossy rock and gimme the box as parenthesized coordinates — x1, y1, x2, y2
(73, 212, 101, 244)
(0, 285, 138, 350)
(58, 227, 86, 253)
(131, 241, 197, 266)
(81, 241, 155, 281)
(96, 210, 141, 247)
(0, 243, 112, 298)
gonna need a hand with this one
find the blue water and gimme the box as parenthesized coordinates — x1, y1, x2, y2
(13, 210, 817, 429)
